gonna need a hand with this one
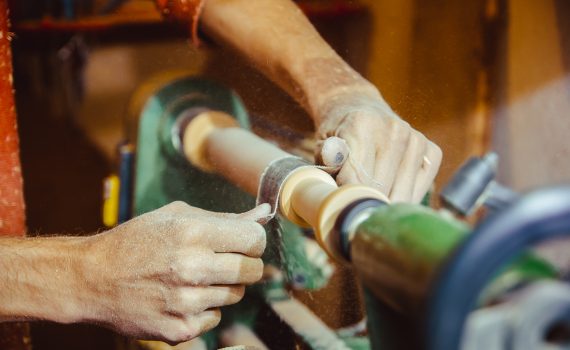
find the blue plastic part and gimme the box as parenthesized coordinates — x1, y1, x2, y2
(117, 143, 134, 224)
(333, 198, 386, 261)
(426, 186, 570, 350)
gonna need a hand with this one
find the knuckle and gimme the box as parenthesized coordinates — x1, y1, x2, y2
(250, 223, 267, 256)
(175, 288, 195, 308)
(386, 120, 411, 145)
(187, 219, 207, 239)
(165, 323, 195, 344)
(171, 253, 210, 285)
(166, 201, 189, 211)
(414, 130, 429, 147)
(394, 121, 412, 138)
(430, 142, 443, 159)
(172, 221, 192, 242)
(168, 259, 186, 283)
(393, 134, 411, 152)
(164, 288, 186, 315)
(353, 111, 374, 123)
(408, 131, 428, 152)
(412, 130, 428, 145)
(204, 310, 222, 332)
(187, 310, 221, 338)
(352, 117, 371, 134)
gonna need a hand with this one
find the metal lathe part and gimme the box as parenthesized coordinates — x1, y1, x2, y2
(485, 181, 520, 212)
(462, 281, 570, 350)
(441, 152, 519, 215)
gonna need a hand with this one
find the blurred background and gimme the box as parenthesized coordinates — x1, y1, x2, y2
(6, 0, 570, 348)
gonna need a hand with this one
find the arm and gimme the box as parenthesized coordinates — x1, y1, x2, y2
(171, 0, 443, 203)
(0, 236, 90, 323)
(200, 0, 379, 123)
(0, 202, 269, 343)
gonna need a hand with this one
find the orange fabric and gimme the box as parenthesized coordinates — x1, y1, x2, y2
(156, 0, 206, 45)
(0, 0, 26, 237)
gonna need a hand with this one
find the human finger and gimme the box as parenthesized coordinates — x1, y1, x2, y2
(236, 203, 272, 224)
(200, 217, 266, 257)
(179, 252, 263, 285)
(336, 137, 375, 186)
(167, 285, 245, 316)
(389, 131, 428, 203)
(411, 141, 442, 203)
(211, 254, 264, 285)
(186, 309, 222, 339)
(161, 201, 233, 219)
(162, 201, 267, 222)
(159, 309, 221, 345)
(372, 123, 411, 195)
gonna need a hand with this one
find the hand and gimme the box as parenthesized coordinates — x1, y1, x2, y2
(80, 202, 269, 343)
(316, 94, 442, 203)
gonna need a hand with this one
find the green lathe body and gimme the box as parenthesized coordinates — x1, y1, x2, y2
(352, 204, 469, 311)
(130, 76, 558, 350)
(352, 204, 556, 312)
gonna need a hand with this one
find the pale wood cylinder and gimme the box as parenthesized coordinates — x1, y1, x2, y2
(182, 111, 290, 196)
(206, 127, 290, 195)
(182, 111, 388, 261)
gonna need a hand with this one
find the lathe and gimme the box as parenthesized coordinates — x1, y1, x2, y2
(104, 76, 570, 350)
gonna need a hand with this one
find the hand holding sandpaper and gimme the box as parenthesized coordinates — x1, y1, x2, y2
(77, 202, 269, 343)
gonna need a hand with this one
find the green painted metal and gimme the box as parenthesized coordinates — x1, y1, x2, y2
(479, 252, 558, 303)
(351, 205, 465, 348)
(133, 77, 253, 216)
(352, 204, 558, 349)
(352, 204, 558, 309)
(351, 204, 469, 312)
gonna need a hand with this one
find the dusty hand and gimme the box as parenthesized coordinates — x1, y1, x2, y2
(316, 94, 442, 203)
(81, 202, 269, 343)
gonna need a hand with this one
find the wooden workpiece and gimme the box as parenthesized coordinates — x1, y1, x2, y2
(183, 111, 291, 195)
(182, 110, 387, 261)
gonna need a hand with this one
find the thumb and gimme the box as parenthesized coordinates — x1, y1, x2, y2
(237, 203, 272, 224)
(315, 136, 350, 170)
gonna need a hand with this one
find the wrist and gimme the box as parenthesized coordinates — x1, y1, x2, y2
(0, 236, 93, 324)
(296, 55, 393, 128)
(71, 233, 114, 325)
(313, 86, 396, 131)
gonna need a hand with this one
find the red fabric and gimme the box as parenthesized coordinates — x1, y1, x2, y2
(156, 0, 206, 45)
(0, 1, 26, 237)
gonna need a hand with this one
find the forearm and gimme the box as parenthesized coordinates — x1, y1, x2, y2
(0, 236, 90, 324)
(200, 0, 388, 126)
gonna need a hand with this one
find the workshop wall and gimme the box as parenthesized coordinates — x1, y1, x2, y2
(361, 0, 570, 190)
(492, 0, 570, 190)
(361, 0, 491, 188)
